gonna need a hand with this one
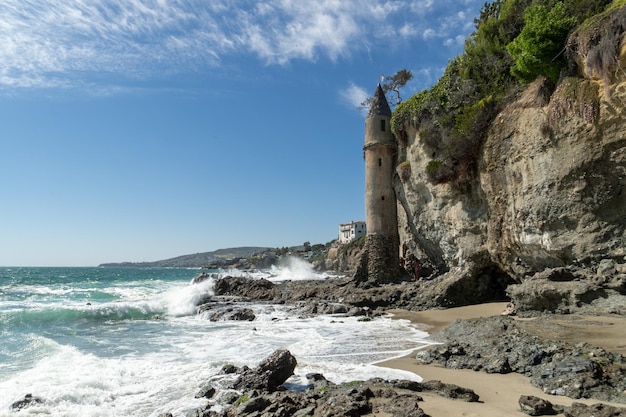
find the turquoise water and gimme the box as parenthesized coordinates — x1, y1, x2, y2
(0, 266, 431, 416)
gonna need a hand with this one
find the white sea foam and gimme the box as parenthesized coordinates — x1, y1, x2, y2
(214, 256, 337, 282)
(267, 256, 330, 282)
(0, 268, 433, 417)
(160, 278, 215, 317)
(1, 310, 431, 417)
(0, 341, 212, 417)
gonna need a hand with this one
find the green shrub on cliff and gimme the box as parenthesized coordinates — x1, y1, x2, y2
(507, 2, 577, 82)
(392, 0, 617, 186)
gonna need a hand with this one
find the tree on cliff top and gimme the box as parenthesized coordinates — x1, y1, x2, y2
(359, 69, 413, 110)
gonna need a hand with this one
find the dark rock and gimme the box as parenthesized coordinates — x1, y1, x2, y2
(416, 316, 626, 403)
(220, 364, 240, 375)
(534, 355, 602, 398)
(199, 351, 480, 417)
(519, 395, 561, 416)
(420, 380, 480, 402)
(219, 391, 241, 405)
(314, 386, 373, 416)
(305, 372, 334, 392)
(237, 396, 271, 414)
(294, 300, 350, 316)
(213, 277, 279, 301)
(391, 379, 423, 392)
(235, 349, 297, 392)
(11, 394, 44, 411)
(196, 384, 217, 399)
(193, 272, 217, 284)
(564, 402, 626, 417)
(208, 307, 256, 322)
(485, 356, 512, 374)
(382, 393, 428, 417)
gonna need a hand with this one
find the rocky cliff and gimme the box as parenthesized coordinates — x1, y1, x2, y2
(394, 9, 626, 314)
(315, 237, 364, 274)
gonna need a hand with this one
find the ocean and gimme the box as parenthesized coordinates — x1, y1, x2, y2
(0, 262, 432, 416)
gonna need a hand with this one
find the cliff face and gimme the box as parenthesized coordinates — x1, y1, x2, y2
(481, 76, 625, 276)
(395, 34, 626, 313)
(317, 239, 364, 274)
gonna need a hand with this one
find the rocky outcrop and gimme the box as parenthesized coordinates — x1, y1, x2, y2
(315, 239, 365, 274)
(415, 316, 626, 403)
(210, 274, 512, 312)
(193, 350, 480, 417)
(394, 14, 626, 313)
(564, 402, 626, 417)
(519, 395, 564, 416)
(518, 396, 626, 417)
(213, 277, 280, 301)
(205, 306, 256, 322)
(506, 266, 626, 314)
(480, 73, 626, 293)
(233, 349, 297, 392)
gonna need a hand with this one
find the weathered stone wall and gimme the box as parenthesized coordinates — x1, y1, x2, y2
(355, 234, 405, 285)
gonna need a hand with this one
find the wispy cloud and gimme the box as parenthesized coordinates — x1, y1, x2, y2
(340, 82, 368, 111)
(0, 0, 483, 91)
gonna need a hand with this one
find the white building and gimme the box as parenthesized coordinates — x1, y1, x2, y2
(338, 221, 366, 244)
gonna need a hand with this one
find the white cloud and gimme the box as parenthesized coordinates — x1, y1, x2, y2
(444, 35, 467, 47)
(399, 23, 419, 38)
(409, 0, 435, 15)
(340, 82, 369, 110)
(422, 28, 436, 40)
(0, 0, 485, 90)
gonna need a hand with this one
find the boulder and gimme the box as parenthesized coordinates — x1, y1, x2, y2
(235, 349, 297, 392)
(420, 380, 480, 402)
(11, 394, 43, 411)
(208, 307, 256, 322)
(213, 277, 279, 301)
(519, 395, 562, 416)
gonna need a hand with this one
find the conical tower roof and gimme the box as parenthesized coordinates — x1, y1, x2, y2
(367, 84, 391, 118)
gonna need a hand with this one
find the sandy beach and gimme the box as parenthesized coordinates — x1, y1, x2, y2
(379, 303, 626, 416)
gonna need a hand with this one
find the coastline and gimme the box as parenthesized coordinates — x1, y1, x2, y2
(379, 303, 626, 416)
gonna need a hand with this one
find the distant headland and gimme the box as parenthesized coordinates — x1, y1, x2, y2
(98, 247, 272, 268)
(98, 243, 331, 269)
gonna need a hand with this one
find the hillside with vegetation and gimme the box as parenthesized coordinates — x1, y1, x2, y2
(387, 0, 626, 314)
(392, 0, 622, 186)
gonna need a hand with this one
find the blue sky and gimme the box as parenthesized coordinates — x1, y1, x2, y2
(1, 0, 485, 266)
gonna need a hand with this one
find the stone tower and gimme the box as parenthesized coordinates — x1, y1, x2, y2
(355, 84, 402, 285)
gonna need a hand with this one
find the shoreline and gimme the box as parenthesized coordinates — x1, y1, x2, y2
(379, 303, 626, 416)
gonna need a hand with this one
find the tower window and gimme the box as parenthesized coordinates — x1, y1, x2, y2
(381, 196, 385, 200)
(378, 158, 382, 167)
(380, 119, 386, 132)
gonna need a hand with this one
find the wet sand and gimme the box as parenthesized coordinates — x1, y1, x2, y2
(378, 303, 626, 416)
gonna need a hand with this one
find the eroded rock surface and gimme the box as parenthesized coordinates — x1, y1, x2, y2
(391, 20, 626, 313)
(190, 350, 480, 417)
(416, 316, 626, 403)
